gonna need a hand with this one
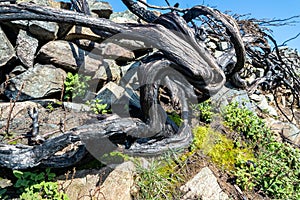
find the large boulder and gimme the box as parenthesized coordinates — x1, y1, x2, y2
(93, 59, 121, 86)
(37, 40, 103, 73)
(28, 20, 59, 41)
(3, 64, 66, 100)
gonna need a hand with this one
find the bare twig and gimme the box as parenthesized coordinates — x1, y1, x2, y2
(280, 32, 300, 47)
(136, 0, 187, 12)
(5, 83, 24, 135)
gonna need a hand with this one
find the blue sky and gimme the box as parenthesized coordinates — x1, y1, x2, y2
(106, 0, 300, 50)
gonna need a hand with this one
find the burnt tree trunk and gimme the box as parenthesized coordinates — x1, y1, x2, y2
(0, 1, 245, 169)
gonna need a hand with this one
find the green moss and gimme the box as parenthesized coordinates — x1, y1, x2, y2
(192, 126, 254, 170)
(168, 111, 183, 127)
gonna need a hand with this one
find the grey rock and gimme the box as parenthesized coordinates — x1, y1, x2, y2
(89, 1, 113, 19)
(93, 59, 121, 85)
(58, 162, 135, 200)
(62, 102, 91, 112)
(16, 30, 39, 68)
(96, 81, 125, 107)
(8, 65, 27, 79)
(99, 161, 135, 200)
(255, 95, 278, 116)
(29, 20, 58, 41)
(3, 64, 66, 100)
(1, 20, 28, 33)
(264, 118, 300, 145)
(245, 74, 256, 85)
(90, 42, 135, 62)
(119, 61, 140, 90)
(218, 41, 230, 51)
(16, 0, 61, 7)
(57, 168, 109, 200)
(0, 26, 15, 67)
(214, 50, 224, 59)
(37, 40, 103, 73)
(110, 10, 139, 23)
(16, 0, 72, 39)
(0, 101, 45, 138)
(207, 41, 217, 49)
(180, 167, 229, 200)
(249, 93, 262, 102)
(95, 80, 140, 116)
(211, 86, 255, 112)
(65, 26, 103, 42)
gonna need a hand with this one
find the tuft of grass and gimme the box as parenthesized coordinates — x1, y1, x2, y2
(134, 152, 186, 199)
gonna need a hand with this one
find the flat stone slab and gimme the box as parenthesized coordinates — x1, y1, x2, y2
(180, 167, 229, 200)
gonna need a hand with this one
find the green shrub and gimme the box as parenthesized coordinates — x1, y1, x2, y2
(193, 99, 213, 123)
(223, 102, 300, 199)
(222, 102, 273, 142)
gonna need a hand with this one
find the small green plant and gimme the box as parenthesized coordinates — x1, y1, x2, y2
(235, 142, 300, 199)
(64, 72, 91, 101)
(193, 99, 214, 123)
(86, 99, 110, 114)
(13, 168, 69, 200)
(46, 102, 54, 112)
(0, 188, 7, 199)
